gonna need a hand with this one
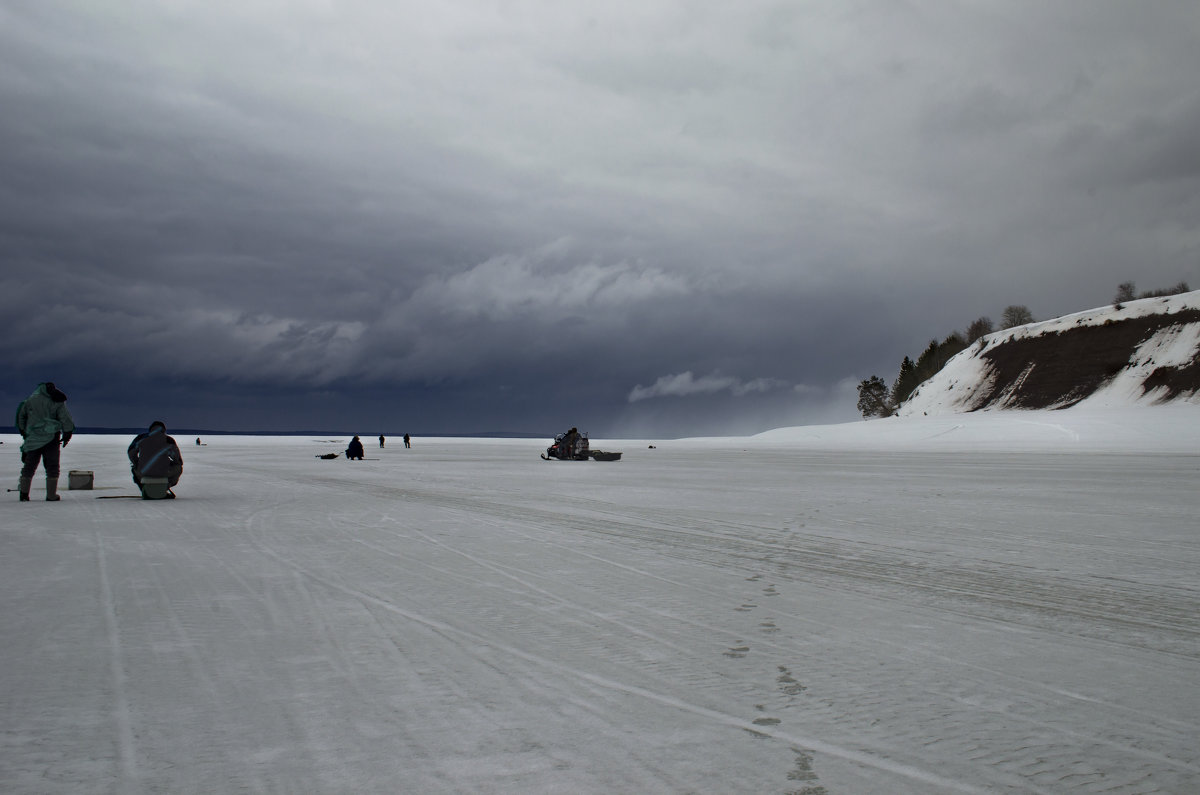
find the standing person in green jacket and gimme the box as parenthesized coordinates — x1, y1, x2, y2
(15, 381, 75, 501)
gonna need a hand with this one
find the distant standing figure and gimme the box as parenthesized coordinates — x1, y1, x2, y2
(15, 381, 75, 501)
(403, 433, 411, 449)
(128, 421, 183, 499)
(195, 437, 202, 446)
(379, 434, 385, 448)
(346, 436, 365, 460)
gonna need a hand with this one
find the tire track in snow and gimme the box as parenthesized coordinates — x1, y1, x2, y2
(197, 497, 462, 791)
(233, 492, 867, 786)
(94, 530, 140, 793)
(344, 480, 1200, 756)
(336, 516, 763, 719)
(556, 501, 1200, 656)
(471, 507, 1199, 718)
(352, 530, 700, 658)
(412, 492, 1200, 786)
(254, 527, 709, 790)
(227, 451, 1200, 791)
(246, 541, 991, 795)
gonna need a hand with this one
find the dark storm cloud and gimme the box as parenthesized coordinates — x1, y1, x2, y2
(2, 1, 1198, 435)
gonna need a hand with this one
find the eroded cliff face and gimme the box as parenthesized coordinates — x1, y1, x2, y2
(974, 308, 1200, 409)
(899, 293, 1200, 416)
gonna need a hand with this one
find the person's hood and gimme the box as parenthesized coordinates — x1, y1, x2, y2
(36, 382, 68, 403)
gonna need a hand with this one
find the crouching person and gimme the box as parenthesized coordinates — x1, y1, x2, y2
(128, 421, 183, 499)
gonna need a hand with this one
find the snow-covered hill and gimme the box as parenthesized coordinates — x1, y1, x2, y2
(899, 290, 1200, 417)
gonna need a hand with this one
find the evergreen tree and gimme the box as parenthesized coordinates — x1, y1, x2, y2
(939, 332, 967, 367)
(857, 376, 892, 418)
(893, 334, 970, 409)
(891, 356, 918, 405)
(912, 339, 942, 384)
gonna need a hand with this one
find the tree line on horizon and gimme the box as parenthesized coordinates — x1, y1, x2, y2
(856, 281, 1192, 419)
(1112, 280, 1192, 308)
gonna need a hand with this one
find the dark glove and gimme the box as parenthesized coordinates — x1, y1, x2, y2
(61, 432, 72, 447)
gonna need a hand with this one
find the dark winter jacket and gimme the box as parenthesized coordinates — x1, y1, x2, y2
(346, 437, 365, 459)
(128, 422, 184, 482)
(16, 382, 75, 453)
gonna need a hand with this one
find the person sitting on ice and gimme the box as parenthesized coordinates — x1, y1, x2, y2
(346, 436, 365, 460)
(128, 420, 183, 499)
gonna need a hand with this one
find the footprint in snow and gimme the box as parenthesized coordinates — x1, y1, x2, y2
(777, 666, 807, 696)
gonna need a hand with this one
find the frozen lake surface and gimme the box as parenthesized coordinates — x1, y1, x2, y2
(3, 410, 1199, 793)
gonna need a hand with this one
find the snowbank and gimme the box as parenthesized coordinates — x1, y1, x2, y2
(750, 404, 1200, 453)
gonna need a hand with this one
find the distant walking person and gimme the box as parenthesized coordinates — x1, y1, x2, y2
(128, 421, 183, 499)
(15, 381, 75, 501)
(346, 435, 365, 460)
(403, 433, 411, 449)
(379, 434, 385, 448)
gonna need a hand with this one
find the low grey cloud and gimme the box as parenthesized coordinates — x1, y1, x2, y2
(2, 1, 1198, 436)
(629, 372, 788, 403)
(404, 240, 691, 324)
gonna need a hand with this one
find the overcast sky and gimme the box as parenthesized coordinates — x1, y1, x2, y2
(3, 1, 1198, 437)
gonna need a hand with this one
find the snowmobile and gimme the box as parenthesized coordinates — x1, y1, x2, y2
(542, 429, 622, 461)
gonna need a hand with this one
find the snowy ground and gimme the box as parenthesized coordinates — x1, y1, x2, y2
(3, 408, 1199, 794)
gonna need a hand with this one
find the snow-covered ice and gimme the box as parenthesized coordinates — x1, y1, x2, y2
(3, 407, 1199, 793)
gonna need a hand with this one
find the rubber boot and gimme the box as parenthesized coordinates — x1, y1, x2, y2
(45, 476, 61, 502)
(18, 475, 31, 501)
